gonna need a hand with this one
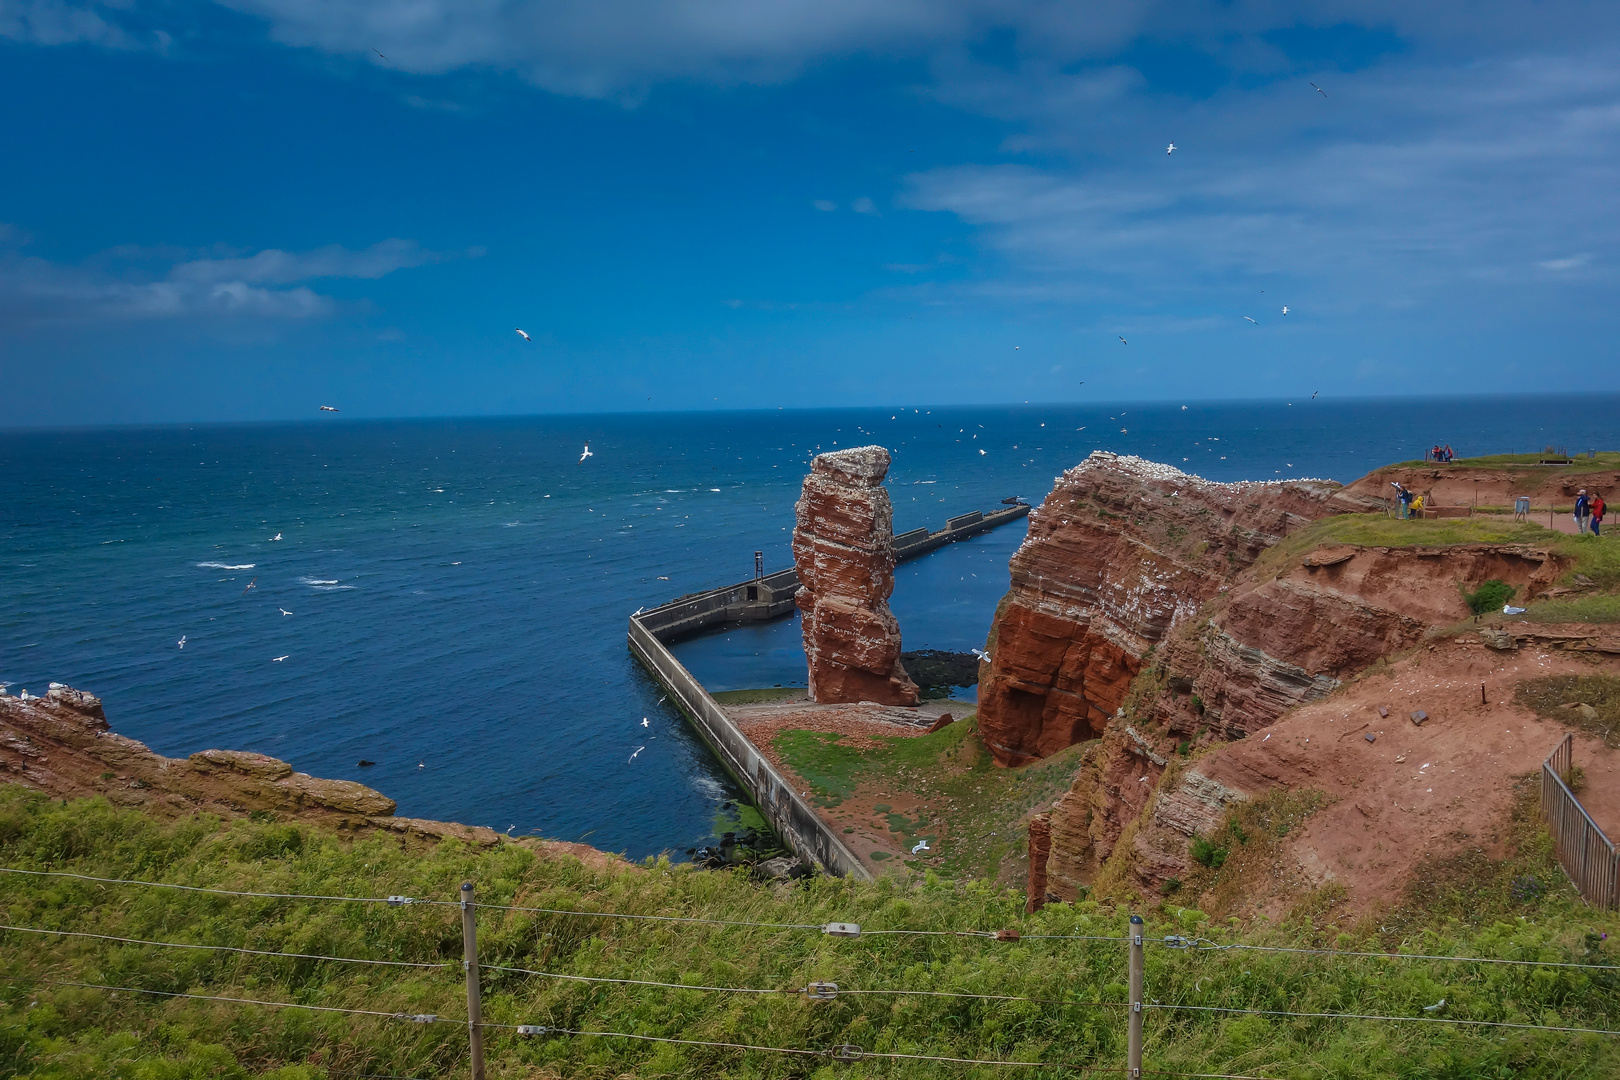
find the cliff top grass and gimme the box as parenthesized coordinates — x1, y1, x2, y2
(0, 788, 1615, 1078)
(1387, 451, 1620, 472)
(1255, 513, 1620, 599)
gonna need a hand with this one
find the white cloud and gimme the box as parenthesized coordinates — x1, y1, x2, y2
(852, 196, 880, 215)
(812, 199, 838, 212)
(0, 0, 138, 48)
(1538, 254, 1592, 271)
(0, 235, 445, 324)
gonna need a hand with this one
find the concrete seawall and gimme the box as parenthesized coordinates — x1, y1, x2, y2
(627, 613, 872, 879)
(626, 501, 1028, 878)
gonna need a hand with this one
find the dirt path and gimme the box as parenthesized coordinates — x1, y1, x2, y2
(1190, 635, 1620, 913)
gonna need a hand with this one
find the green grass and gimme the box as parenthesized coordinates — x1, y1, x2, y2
(711, 687, 807, 704)
(1520, 594, 1620, 624)
(0, 790, 1616, 1078)
(1386, 451, 1620, 472)
(772, 718, 1088, 881)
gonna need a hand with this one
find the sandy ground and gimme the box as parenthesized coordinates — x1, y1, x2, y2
(1193, 634, 1620, 913)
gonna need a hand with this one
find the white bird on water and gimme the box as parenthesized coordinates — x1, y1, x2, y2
(272, 655, 289, 662)
(177, 635, 186, 650)
(269, 532, 282, 541)
(579, 445, 593, 463)
(278, 608, 293, 616)
(641, 718, 650, 728)
(978, 449, 986, 456)
(1166, 142, 1176, 154)
(515, 328, 531, 342)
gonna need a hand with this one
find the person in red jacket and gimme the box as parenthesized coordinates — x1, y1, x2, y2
(1592, 493, 1607, 537)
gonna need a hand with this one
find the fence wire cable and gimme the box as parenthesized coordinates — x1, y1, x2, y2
(0, 923, 451, 969)
(471, 901, 819, 930)
(45, 981, 462, 1023)
(486, 1022, 1126, 1069)
(482, 963, 1129, 1007)
(0, 866, 451, 907)
(1157, 937, 1620, 972)
(1146, 1002, 1620, 1037)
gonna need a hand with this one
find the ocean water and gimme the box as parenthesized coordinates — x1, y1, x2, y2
(2, 394, 1614, 858)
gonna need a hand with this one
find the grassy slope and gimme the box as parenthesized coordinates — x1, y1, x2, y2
(1387, 452, 1620, 473)
(1, 791, 1616, 1078)
(772, 717, 1086, 881)
(1250, 514, 1620, 621)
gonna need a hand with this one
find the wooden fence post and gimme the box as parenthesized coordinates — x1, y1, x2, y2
(1128, 914, 1144, 1079)
(461, 881, 485, 1080)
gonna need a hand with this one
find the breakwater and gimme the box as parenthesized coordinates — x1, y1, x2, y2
(626, 501, 1028, 877)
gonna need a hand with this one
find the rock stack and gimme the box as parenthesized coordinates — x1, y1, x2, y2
(792, 446, 919, 706)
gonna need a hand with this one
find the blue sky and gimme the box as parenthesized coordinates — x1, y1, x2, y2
(2, 1, 1617, 425)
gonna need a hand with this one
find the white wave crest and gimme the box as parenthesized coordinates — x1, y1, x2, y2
(197, 562, 255, 570)
(298, 576, 353, 590)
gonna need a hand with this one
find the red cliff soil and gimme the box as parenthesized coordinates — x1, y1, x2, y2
(0, 685, 626, 870)
(1045, 633, 1620, 916)
(793, 445, 920, 706)
(977, 453, 1377, 766)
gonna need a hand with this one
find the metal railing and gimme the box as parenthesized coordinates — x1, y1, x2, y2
(1541, 733, 1619, 909)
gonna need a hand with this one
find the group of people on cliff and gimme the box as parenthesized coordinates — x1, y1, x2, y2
(1575, 489, 1607, 536)
(1426, 444, 1456, 462)
(1391, 481, 1425, 519)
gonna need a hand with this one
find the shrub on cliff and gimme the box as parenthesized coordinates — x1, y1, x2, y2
(1464, 578, 1516, 615)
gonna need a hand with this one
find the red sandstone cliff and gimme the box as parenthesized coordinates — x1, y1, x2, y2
(793, 446, 919, 706)
(977, 453, 1372, 766)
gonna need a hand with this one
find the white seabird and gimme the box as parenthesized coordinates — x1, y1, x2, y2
(628, 746, 645, 763)
(278, 608, 293, 616)
(1118, 336, 1127, 345)
(1243, 316, 1257, 324)
(1310, 81, 1326, 97)
(272, 655, 290, 662)
(911, 840, 930, 855)
(1166, 142, 1176, 154)
(319, 406, 339, 412)
(269, 533, 282, 541)
(579, 445, 593, 463)
(515, 328, 531, 341)
(177, 635, 186, 649)
(1281, 306, 1289, 315)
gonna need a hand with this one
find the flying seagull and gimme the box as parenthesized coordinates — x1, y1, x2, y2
(1243, 316, 1257, 324)
(177, 635, 186, 650)
(319, 405, 339, 412)
(1282, 306, 1289, 315)
(374, 48, 388, 61)
(269, 532, 282, 541)
(1310, 81, 1326, 97)
(978, 449, 986, 455)
(515, 328, 531, 341)
(641, 718, 650, 728)
(1166, 142, 1176, 154)
(1118, 336, 1127, 345)
(628, 746, 645, 763)
(579, 444, 593, 463)
(271, 655, 290, 662)
(1014, 345, 1020, 350)
(242, 578, 257, 595)
(278, 607, 293, 616)
(1311, 391, 1319, 399)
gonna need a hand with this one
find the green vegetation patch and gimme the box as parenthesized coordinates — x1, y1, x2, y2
(0, 789, 1614, 1078)
(1386, 451, 1620, 473)
(773, 718, 1087, 881)
(1520, 594, 1620, 624)
(1514, 675, 1620, 749)
(710, 686, 807, 704)
(1464, 577, 1517, 615)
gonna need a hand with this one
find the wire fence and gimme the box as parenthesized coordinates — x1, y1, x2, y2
(8, 865, 1620, 1080)
(1542, 733, 1620, 910)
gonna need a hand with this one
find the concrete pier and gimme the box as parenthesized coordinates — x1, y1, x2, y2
(626, 500, 1028, 877)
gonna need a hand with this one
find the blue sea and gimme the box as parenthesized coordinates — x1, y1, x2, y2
(2, 395, 1614, 857)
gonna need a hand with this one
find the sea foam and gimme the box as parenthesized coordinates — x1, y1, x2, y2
(197, 562, 255, 570)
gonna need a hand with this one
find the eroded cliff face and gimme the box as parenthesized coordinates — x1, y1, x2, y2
(1022, 492, 1569, 906)
(977, 453, 1368, 766)
(793, 446, 919, 706)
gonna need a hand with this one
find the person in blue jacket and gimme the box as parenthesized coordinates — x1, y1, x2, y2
(1574, 489, 1591, 534)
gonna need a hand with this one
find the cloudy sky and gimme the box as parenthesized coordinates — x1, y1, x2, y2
(2, 1, 1617, 425)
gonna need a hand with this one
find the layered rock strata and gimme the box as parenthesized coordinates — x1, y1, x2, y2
(793, 446, 919, 706)
(978, 453, 1370, 766)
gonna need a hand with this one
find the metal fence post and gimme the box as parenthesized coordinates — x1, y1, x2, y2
(1128, 914, 1144, 1079)
(461, 881, 485, 1080)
